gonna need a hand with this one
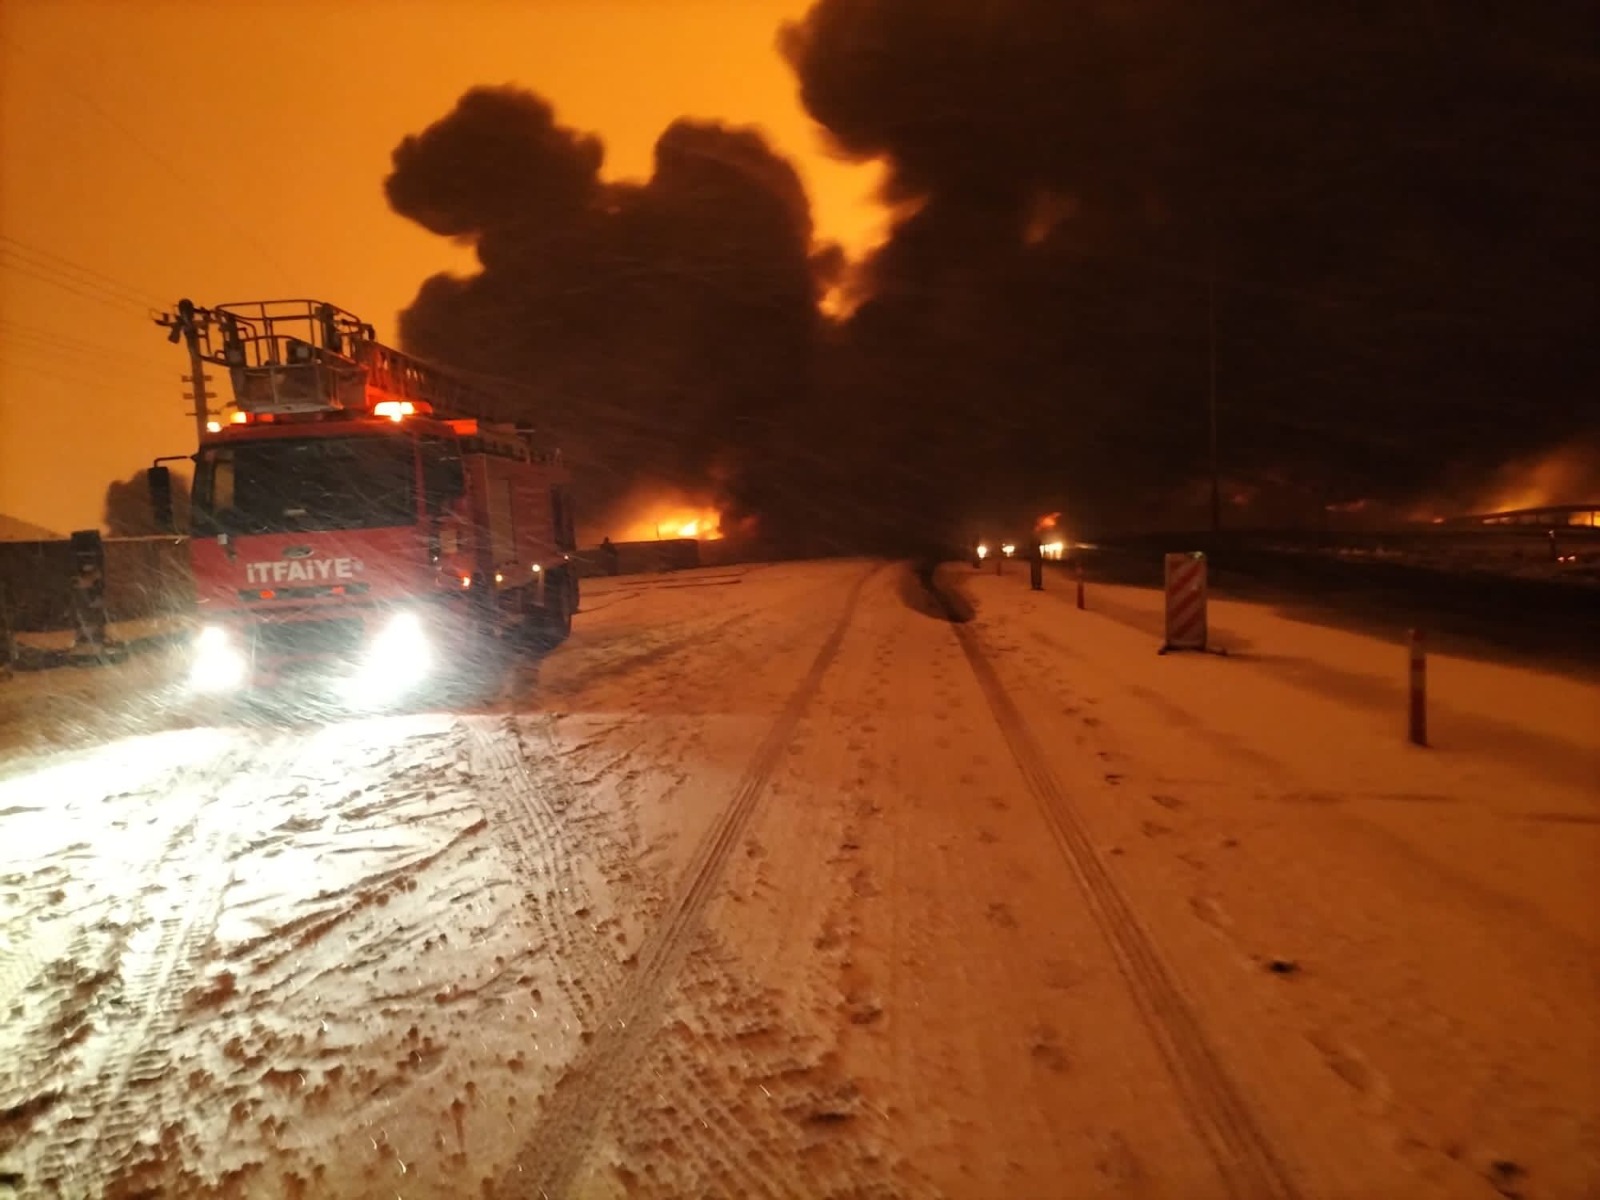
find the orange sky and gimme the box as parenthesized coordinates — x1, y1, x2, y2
(0, 0, 886, 536)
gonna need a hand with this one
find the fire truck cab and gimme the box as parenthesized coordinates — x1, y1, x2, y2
(153, 299, 577, 701)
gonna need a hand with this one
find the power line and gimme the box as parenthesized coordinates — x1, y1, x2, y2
(0, 250, 154, 318)
(0, 235, 166, 310)
(0, 339, 171, 380)
(0, 354, 169, 395)
(0, 30, 294, 281)
(0, 314, 172, 361)
(0, 324, 175, 376)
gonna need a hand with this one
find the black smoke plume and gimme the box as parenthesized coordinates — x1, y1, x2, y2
(385, 88, 830, 548)
(390, 3, 1598, 545)
(782, 0, 1599, 532)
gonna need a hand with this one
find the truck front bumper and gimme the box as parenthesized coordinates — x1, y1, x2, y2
(190, 608, 435, 704)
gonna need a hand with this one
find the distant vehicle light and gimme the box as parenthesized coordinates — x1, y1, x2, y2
(230, 412, 251, 424)
(459, 575, 472, 589)
(531, 564, 542, 573)
(976, 544, 989, 559)
(1001, 543, 1016, 557)
(205, 420, 222, 433)
(494, 572, 504, 584)
(373, 400, 415, 422)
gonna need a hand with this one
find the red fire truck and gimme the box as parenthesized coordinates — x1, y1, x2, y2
(149, 299, 578, 700)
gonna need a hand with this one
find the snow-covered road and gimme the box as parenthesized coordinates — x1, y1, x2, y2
(1, 559, 1595, 1198)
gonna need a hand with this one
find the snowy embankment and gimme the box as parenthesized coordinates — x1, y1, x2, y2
(948, 566, 1598, 1196)
(1, 558, 1594, 1198)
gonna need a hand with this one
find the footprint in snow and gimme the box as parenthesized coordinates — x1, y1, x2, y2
(986, 902, 1019, 930)
(1029, 1026, 1069, 1073)
(1094, 1131, 1143, 1184)
(1306, 1030, 1392, 1115)
(1189, 894, 1229, 929)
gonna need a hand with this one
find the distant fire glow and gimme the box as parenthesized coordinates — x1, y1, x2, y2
(1035, 512, 1068, 558)
(602, 485, 724, 543)
(640, 512, 721, 541)
(1479, 441, 1598, 514)
(1410, 439, 1600, 524)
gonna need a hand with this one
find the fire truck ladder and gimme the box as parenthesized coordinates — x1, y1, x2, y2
(164, 298, 519, 424)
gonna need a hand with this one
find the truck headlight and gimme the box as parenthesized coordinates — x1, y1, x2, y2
(341, 611, 432, 703)
(191, 624, 246, 693)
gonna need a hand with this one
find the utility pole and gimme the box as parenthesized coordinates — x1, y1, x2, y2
(1207, 244, 1221, 536)
(156, 299, 215, 443)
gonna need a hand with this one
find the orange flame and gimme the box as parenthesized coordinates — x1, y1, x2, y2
(605, 486, 724, 543)
(623, 509, 722, 542)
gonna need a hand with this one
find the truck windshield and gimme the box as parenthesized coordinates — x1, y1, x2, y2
(193, 435, 417, 535)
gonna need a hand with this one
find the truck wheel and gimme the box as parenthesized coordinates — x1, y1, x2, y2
(527, 570, 572, 650)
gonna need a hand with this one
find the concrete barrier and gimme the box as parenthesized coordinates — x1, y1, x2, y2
(572, 538, 701, 579)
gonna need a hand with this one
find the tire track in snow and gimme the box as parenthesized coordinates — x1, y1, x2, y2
(464, 568, 862, 1027)
(33, 734, 306, 1199)
(7, 743, 256, 1192)
(0, 739, 244, 1028)
(504, 563, 880, 1198)
(949, 615, 1303, 1200)
(463, 713, 626, 1025)
(535, 605, 765, 702)
(0, 932, 51, 1040)
(486, 588, 767, 709)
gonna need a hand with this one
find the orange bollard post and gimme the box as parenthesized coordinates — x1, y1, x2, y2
(1408, 628, 1427, 746)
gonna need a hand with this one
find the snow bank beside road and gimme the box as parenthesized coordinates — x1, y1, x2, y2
(960, 566, 1600, 1196)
